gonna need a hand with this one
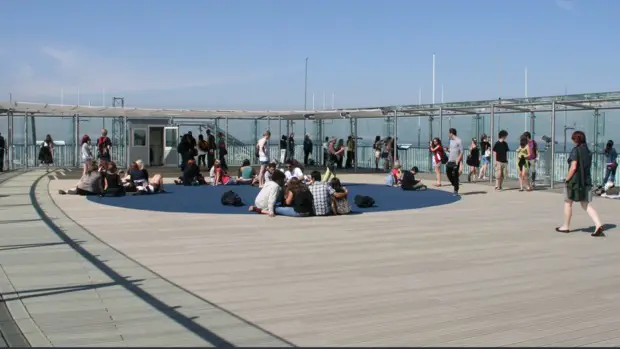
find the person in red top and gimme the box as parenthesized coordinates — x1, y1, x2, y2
(429, 137, 445, 187)
(97, 128, 112, 162)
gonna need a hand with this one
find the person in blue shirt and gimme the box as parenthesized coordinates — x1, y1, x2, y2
(603, 140, 618, 186)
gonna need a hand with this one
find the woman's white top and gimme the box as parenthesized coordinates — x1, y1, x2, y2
(81, 143, 93, 161)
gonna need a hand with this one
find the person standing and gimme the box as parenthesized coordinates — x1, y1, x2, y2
(97, 128, 112, 162)
(205, 129, 216, 170)
(279, 135, 288, 164)
(38, 134, 54, 172)
(0, 132, 5, 172)
(345, 135, 355, 169)
(303, 134, 313, 166)
(523, 131, 538, 188)
(445, 128, 463, 196)
(493, 130, 510, 191)
(322, 137, 329, 167)
(556, 130, 604, 237)
(603, 140, 617, 187)
(287, 133, 296, 162)
(257, 131, 271, 188)
(217, 131, 228, 171)
(478, 134, 492, 180)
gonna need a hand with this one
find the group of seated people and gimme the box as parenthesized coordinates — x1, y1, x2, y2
(386, 163, 427, 191)
(58, 159, 164, 196)
(174, 157, 306, 188)
(248, 170, 351, 217)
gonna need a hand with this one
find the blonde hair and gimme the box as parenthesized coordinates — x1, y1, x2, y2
(393, 161, 401, 169)
(136, 159, 145, 170)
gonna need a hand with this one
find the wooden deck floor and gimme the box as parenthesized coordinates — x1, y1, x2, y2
(2, 169, 620, 346)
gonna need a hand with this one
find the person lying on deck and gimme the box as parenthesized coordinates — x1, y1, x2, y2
(58, 160, 103, 196)
(135, 174, 165, 194)
(248, 169, 286, 217)
(401, 166, 427, 191)
(174, 159, 206, 185)
(237, 159, 259, 185)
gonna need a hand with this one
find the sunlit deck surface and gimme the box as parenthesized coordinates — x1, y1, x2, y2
(2, 169, 620, 347)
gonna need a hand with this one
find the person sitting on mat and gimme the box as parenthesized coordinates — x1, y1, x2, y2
(174, 159, 206, 185)
(388, 162, 403, 187)
(213, 159, 236, 186)
(272, 177, 314, 217)
(264, 162, 277, 184)
(248, 169, 286, 217)
(135, 174, 165, 194)
(401, 166, 427, 191)
(237, 159, 259, 185)
(284, 160, 304, 184)
(329, 177, 351, 215)
(122, 159, 149, 192)
(58, 160, 103, 196)
(102, 161, 125, 196)
(308, 170, 347, 216)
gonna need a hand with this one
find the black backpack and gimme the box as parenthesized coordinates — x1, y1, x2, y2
(221, 190, 244, 206)
(354, 195, 375, 208)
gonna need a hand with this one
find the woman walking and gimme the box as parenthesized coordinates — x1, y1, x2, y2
(38, 134, 54, 171)
(556, 131, 604, 237)
(478, 134, 491, 180)
(515, 135, 532, 191)
(466, 138, 480, 182)
(429, 137, 445, 187)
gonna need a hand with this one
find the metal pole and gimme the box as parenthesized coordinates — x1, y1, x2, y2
(123, 114, 129, 169)
(278, 116, 282, 143)
(550, 101, 556, 189)
(353, 117, 358, 172)
(428, 115, 433, 172)
(304, 57, 308, 135)
(7, 110, 13, 171)
(225, 117, 229, 162)
(489, 104, 495, 184)
(394, 110, 399, 167)
(439, 107, 443, 140)
(24, 112, 28, 168)
(75, 114, 80, 167)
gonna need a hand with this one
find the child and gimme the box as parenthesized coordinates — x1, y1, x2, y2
(329, 177, 351, 215)
(401, 166, 427, 191)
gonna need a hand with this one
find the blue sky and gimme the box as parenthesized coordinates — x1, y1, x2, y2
(1, 0, 619, 145)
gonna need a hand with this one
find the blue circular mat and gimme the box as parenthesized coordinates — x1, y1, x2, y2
(86, 183, 460, 215)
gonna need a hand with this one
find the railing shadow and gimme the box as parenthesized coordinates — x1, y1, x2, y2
(0, 240, 85, 252)
(3, 278, 145, 302)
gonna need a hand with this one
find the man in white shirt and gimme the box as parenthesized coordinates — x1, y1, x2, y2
(249, 170, 285, 217)
(284, 160, 304, 183)
(257, 131, 271, 188)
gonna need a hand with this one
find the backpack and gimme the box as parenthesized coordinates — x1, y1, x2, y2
(440, 150, 449, 164)
(354, 195, 375, 208)
(385, 174, 394, 186)
(221, 190, 244, 206)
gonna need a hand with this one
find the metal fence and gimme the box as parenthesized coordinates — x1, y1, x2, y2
(4, 143, 616, 186)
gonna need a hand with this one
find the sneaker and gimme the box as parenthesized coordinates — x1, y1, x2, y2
(453, 191, 459, 196)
